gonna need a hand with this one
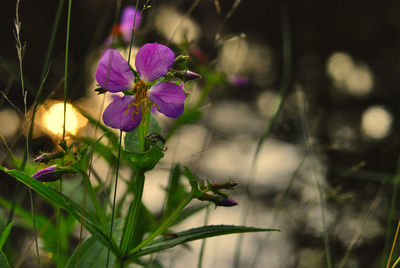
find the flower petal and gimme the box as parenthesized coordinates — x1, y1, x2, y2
(135, 43, 175, 82)
(102, 95, 142, 131)
(148, 82, 185, 118)
(96, 49, 135, 92)
(120, 6, 142, 43)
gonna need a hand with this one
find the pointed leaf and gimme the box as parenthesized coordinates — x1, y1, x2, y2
(0, 167, 120, 256)
(165, 164, 186, 216)
(184, 166, 201, 195)
(0, 223, 12, 250)
(127, 225, 279, 259)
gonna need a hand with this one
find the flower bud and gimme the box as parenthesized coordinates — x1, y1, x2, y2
(32, 165, 59, 182)
(172, 70, 201, 81)
(215, 198, 238, 207)
(183, 70, 201, 81)
(197, 193, 238, 207)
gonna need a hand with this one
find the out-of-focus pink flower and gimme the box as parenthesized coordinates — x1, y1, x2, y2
(229, 75, 249, 86)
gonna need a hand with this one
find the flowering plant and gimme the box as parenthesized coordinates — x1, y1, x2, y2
(0, 3, 278, 268)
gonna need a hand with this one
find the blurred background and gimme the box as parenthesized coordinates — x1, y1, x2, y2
(1, 0, 400, 267)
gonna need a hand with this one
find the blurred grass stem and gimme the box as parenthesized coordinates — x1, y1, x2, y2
(233, 6, 292, 268)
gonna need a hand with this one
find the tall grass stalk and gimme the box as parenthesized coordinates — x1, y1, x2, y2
(385, 160, 400, 267)
(338, 189, 381, 268)
(233, 6, 291, 268)
(382, 159, 400, 267)
(296, 88, 332, 268)
(58, 0, 72, 267)
(388, 215, 400, 268)
(14, 0, 41, 267)
(197, 206, 210, 268)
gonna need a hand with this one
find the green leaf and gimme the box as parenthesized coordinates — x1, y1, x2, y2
(183, 166, 201, 195)
(121, 146, 164, 172)
(0, 223, 12, 250)
(0, 167, 120, 256)
(125, 114, 163, 153)
(66, 218, 124, 268)
(0, 250, 10, 268)
(127, 225, 279, 259)
(165, 164, 186, 216)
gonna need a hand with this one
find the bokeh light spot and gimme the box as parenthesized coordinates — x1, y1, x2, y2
(361, 105, 392, 139)
(0, 109, 20, 138)
(326, 52, 374, 97)
(42, 102, 86, 136)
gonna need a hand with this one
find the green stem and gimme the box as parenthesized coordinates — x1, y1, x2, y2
(127, 0, 140, 64)
(81, 172, 109, 234)
(29, 188, 41, 268)
(106, 131, 123, 268)
(197, 206, 210, 268)
(138, 124, 145, 153)
(119, 172, 145, 259)
(126, 194, 194, 258)
(56, 181, 62, 268)
(58, 1, 72, 266)
(63, 0, 72, 142)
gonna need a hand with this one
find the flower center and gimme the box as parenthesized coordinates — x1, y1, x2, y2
(125, 80, 154, 120)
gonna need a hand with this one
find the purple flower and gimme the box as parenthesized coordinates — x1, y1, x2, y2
(96, 43, 186, 132)
(120, 6, 142, 43)
(32, 165, 59, 182)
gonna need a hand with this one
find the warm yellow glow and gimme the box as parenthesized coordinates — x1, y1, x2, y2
(42, 102, 83, 136)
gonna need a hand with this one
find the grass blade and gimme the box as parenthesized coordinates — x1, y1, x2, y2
(0, 250, 10, 268)
(0, 222, 12, 250)
(127, 225, 279, 260)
